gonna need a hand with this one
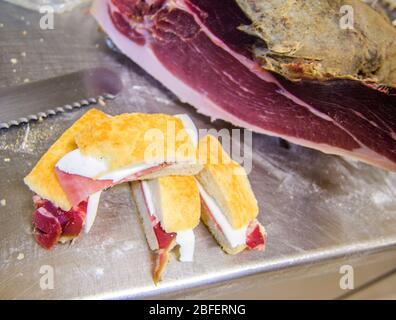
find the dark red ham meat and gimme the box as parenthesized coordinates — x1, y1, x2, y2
(246, 220, 265, 250)
(32, 195, 87, 249)
(32, 207, 62, 250)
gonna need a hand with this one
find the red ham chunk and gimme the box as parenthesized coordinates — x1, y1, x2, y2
(246, 220, 266, 250)
(32, 196, 87, 249)
(152, 218, 176, 250)
(32, 207, 62, 250)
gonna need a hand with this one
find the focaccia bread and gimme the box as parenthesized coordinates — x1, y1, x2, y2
(75, 113, 198, 173)
(24, 109, 109, 211)
(147, 176, 201, 233)
(197, 135, 258, 229)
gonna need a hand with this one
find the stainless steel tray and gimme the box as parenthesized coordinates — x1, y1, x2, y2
(1, 2, 396, 299)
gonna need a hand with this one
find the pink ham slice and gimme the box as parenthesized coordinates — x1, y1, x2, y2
(55, 163, 169, 207)
(92, 0, 396, 171)
(55, 168, 112, 208)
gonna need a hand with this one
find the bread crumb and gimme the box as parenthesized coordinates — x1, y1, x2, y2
(0, 199, 6, 206)
(39, 38, 44, 43)
(21, 52, 26, 57)
(17, 253, 24, 260)
(12, 69, 16, 73)
(10, 58, 18, 65)
(23, 78, 30, 83)
(4, 158, 10, 162)
(22, 30, 27, 36)
(0, 23, 4, 28)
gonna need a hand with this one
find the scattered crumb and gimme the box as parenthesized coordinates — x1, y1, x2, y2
(22, 30, 27, 36)
(39, 38, 44, 43)
(20, 16, 25, 21)
(95, 268, 104, 277)
(10, 58, 18, 65)
(12, 69, 16, 73)
(4, 158, 10, 162)
(0, 199, 6, 207)
(0, 23, 4, 28)
(17, 253, 24, 260)
(98, 99, 106, 107)
(95, 43, 100, 48)
(21, 52, 26, 57)
(23, 78, 30, 83)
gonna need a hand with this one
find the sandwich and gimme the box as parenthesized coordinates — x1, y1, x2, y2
(24, 109, 202, 249)
(24, 109, 107, 249)
(131, 176, 200, 283)
(196, 135, 266, 254)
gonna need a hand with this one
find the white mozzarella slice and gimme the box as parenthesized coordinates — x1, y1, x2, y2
(84, 191, 102, 234)
(197, 182, 248, 248)
(176, 230, 195, 262)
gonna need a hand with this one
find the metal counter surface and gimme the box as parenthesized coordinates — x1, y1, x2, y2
(0, 2, 396, 299)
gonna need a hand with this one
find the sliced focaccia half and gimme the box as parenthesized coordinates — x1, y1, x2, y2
(54, 113, 202, 210)
(196, 135, 266, 255)
(24, 108, 109, 249)
(131, 176, 200, 283)
(24, 109, 201, 249)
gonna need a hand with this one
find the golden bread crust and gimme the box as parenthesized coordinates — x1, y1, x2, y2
(75, 113, 197, 172)
(23, 109, 109, 210)
(158, 176, 201, 233)
(197, 135, 258, 229)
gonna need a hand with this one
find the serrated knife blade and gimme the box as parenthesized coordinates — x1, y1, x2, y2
(0, 67, 122, 129)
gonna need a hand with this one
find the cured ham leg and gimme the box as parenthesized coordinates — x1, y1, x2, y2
(92, 0, 396, 171)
